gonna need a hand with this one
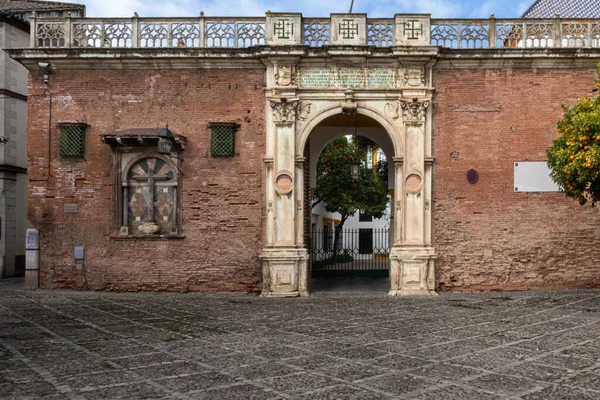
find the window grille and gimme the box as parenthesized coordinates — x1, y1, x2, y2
(60, 125, 86, 158)
(209, 123, 238, 157)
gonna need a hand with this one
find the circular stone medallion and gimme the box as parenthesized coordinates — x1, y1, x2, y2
(276, 173, 293, 195)
(406, 174, 422, 192)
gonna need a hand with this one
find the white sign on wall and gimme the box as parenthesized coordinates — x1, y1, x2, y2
(514, 161, 560, 192)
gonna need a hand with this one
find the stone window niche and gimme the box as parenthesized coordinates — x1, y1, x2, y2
(101, 128, 186, 239)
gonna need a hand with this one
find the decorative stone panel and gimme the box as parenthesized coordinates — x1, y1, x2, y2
(395, 14, 431, 46)
(330, 14, 367, 45)
(297, 67, 396, 88)
(266, 13, 302, 45)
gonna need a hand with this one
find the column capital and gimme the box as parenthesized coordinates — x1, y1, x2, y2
(401, 97, 430, 123)
(269, 99, 299, 125)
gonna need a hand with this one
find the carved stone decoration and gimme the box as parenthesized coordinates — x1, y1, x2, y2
(401, 98, 430, 122)
(270, 100, 298, 124)
(297, 101, 312, 120)
(138, 222, 160, 234)
(275, 65, 296, 86)
(404, 68, 425, 87)
(275, 172, 293, 195)
(406, 174, 423, 192)
(384, 101, 400, 119)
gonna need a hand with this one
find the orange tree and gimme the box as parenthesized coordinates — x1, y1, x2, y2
(313, 136, 389, 251)
(547, 64, 600, 206)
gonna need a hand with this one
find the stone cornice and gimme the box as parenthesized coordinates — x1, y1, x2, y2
(435, 48, 600, 69)
(7, 46, 600, 71)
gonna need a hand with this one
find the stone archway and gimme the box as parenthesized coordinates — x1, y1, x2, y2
(260, 59, 437, 297)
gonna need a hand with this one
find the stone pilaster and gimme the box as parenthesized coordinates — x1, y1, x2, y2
(261, 94, 309, 297)
(389, 95, 437, 296)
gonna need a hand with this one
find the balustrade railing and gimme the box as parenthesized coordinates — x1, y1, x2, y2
(31, 14, 600, 50)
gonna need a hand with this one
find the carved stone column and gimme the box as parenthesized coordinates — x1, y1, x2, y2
(261, 98, 308, 297)
(389, 97, 437, 296)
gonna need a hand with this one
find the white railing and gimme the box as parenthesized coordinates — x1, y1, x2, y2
(31, 14, 600, 50)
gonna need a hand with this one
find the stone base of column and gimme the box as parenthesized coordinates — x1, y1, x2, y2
(389, 246, 437, 296)
(260, 248, 309, 298)
(25, 270, 39, 290)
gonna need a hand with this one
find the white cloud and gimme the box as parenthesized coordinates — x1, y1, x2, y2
(51, 0, 527, 18)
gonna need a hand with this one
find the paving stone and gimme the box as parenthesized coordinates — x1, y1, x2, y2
(291, 384, 390, 399)
(361, 373, 434, 396)
(409, 384, 504, 399)
(522, 385, 600, 399)
(408, 362, 482, 381)
(0, 381, 62, 398)
(168, 344, 233, 360)
(535, 354, 597, 371)
(561, 369, 600, 391)
(316, 361, 389, 382)
(260, 372, 343, 395)
(226, 361, 300, 380)
(370, 354, 430, 371)
(0, 289, 599, 398)
(498, 362, 571, 382)
(203, 352, 266, 369)
(560, 341, 600, 359)
(157, 371, 237, 393)
(42, 360, 113, 377)
(325, 346, 390, 361)
(256, 345, 313, 360)
(133, 361, 208, 379)
(77, 382, 171, 399)
(110, 352, 181, 368)
(190, 383, 278, 399)
(62, 370, 141, 390)
(464, 373, 548, 396)
(451, 347, 537, 370)
(0, 359, 28, 372)
(0, 368, 44, 384)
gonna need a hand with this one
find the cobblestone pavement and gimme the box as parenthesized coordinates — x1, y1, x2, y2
(1, 287, 599, 399)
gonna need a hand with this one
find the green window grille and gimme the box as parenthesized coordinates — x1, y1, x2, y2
(210, 123, 238, 157)
(60, 125, 86, 158)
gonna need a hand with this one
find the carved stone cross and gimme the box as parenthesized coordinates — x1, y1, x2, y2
(132, 172, 170, 222)
(339, 19, 359, 39)
(275, 19, 293, 39)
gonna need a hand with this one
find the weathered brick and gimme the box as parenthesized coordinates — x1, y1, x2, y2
(433, 68, 600, 292)
(27, 68, 266, 292)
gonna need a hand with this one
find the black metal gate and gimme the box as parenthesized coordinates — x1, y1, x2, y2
(311, 228, 390, 274)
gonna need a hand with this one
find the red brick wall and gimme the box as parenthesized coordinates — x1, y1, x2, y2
(27, 68, 266, 292)
(433, 68, 600, 292)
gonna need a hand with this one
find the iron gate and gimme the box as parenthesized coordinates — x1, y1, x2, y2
(310, 228, 390, 273)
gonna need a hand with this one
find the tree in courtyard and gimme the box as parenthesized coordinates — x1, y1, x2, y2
(313, 136, 389, 251)
(547, 63, 600, 206)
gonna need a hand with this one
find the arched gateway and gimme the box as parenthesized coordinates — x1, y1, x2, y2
(260, 15, 437, 296)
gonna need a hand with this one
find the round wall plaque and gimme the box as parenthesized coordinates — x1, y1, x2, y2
(466, 169, 479, 184)
(406, 174, 422, 192)
(275, 172, 293, 195)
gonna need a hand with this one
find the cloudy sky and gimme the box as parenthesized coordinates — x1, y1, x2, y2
(56, 0, 535, 18)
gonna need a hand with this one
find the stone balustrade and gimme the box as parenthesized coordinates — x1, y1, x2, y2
(30, 12, 600, 50)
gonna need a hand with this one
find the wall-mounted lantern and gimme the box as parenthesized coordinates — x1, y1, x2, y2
(158, 126, 174, 155)
(350, 163, 360, 180)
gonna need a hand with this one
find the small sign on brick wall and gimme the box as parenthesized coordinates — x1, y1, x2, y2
(64, 203, 79, 213)
(514, 162, 560, 192)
